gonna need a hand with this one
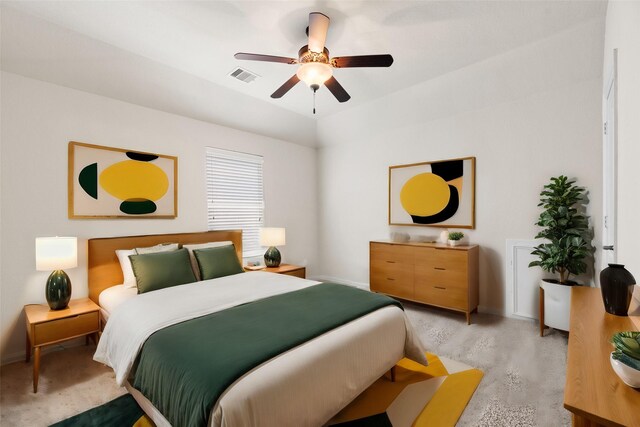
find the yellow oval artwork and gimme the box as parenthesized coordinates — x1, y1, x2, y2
(400, 173, 450, 216)
(99, 160, 169, 201)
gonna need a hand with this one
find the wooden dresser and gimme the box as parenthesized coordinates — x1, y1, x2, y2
(370, 241, 479, 324)
(564, 287, 640, 427)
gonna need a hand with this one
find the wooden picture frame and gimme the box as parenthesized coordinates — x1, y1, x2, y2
(389, 156, 475, 229)
(68, 141, 178, 219)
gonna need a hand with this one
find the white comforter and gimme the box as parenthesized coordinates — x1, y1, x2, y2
(94, 273, 427, 426)
(95, 272, 322, 384)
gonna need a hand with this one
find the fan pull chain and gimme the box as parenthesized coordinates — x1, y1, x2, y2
(313, 90, 316, 114)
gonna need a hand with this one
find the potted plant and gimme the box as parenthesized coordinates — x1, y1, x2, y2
(529, 175, 591, 332)
(448, 231, 464, 247)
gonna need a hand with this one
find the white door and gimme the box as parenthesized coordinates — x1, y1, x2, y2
(602, 50, 618, 268)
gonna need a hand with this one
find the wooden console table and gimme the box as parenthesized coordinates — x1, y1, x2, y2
(564, 287, 640, 427)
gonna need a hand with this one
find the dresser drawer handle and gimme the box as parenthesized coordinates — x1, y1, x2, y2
(387, 278, 395, 281)
(434, 286, 446, 290)
(386, 261, 396, 264)
(434, 267, 446, 271)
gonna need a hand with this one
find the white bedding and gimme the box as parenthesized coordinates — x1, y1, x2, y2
(94, 272, 426, 426)
(98, 284, 138, 321)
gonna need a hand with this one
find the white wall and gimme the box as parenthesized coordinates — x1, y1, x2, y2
(316, 20, 604, 314)
(603, 1, 640, 278)
(0, 72, 318, 363)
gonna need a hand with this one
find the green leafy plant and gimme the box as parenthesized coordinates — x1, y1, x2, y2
(612, 331, 640, 371)
(448, 231, 464, 241)
(528, 175, 590, 284)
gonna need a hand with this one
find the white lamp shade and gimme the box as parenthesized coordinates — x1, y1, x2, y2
(36, 237, 78, 271)
(260, 228, 286, 247)
(296, 62, 333, 87)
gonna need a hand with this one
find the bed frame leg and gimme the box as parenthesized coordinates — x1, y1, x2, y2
(390, 366, 396, 382)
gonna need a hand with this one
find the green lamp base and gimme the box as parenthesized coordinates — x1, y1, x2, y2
(264, 246, 281, 267)
(46, 270, 72, 310)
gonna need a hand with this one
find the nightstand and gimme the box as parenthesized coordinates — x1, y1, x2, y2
(24, 298, 100, 393)
(246, 264, 306, 279)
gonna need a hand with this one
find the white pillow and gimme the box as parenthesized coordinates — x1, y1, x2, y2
(135, 242, 179, 254)
(117, 243, 179, 289)
(116, 249, 137, 289)
(182, 241, 233, 281)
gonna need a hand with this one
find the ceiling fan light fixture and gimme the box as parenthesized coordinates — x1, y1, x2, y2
(296, 62, 333, 88)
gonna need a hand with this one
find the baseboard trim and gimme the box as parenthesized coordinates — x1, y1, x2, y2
(1, 337, 86, 366)
(478, 305, 505, 317)
(311, 275, 370, 290)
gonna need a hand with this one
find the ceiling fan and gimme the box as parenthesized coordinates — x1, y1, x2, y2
(234, 12, 394, 113)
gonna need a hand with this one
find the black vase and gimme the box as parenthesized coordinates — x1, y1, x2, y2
(600, 264, 636, 316)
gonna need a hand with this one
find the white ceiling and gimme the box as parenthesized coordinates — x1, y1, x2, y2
(2, 1, 606, 120)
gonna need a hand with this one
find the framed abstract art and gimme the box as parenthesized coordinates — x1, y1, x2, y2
(389, 157, 475, 229)
(68, 141, 177, 218)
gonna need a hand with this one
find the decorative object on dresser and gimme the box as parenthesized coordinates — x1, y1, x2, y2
(528, 175, 592, 335)
(259, 227, 285, 267)
(447, 231, 464, 247)
(389, 157, 475, 229)
(370, 241, 479, 324)
(24, 298, 100, 393)
(564, 287, 640, 426)
(610, 331, 640, 388)
(600, 264, 636, 316)
(68, 141, 177, 218)
(35, 237, 77, 310)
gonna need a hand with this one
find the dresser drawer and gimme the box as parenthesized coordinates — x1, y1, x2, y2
(370, 243, 414, 264)
(415, 265, 467, 291)
(370, 261, 413, 299)
(33, 311, 99, 346)
(414, 246, 467, 268)
(415, 284, 468, 310)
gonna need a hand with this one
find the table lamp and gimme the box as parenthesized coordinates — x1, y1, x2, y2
(260, 228, 285, 267)
(36, 237, 77, 310)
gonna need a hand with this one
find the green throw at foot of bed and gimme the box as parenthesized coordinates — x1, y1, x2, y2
(51, 353, 482, 427)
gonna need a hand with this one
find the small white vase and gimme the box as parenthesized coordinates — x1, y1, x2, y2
(610, 353, 640, 388)
(439, 230, 449, 243)
(448, 239, 459, 247)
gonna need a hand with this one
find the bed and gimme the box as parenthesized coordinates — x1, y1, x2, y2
(89, 230, 426, 427)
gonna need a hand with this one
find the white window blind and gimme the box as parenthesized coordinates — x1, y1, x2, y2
(206, 147, 264, 257)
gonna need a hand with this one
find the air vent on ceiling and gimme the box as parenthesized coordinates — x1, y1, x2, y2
(229, 67, 259, 83)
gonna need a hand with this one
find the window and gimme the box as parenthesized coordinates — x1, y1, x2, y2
(205, 147, 264, 257)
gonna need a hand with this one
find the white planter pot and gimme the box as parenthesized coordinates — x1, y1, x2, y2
(448, 240, 459, 247)
(540, 280, 572, 331)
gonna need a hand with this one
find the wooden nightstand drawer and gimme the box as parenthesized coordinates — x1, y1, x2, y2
(34, 311, 99, 345)
(282, 268, 305, 279)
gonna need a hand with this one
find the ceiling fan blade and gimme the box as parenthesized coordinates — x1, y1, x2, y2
(308, 12, 330, 53)
(235, 53, 297, 64)
(271, 74, 300, 98)
(325, 76, 351, 103)
(331, 54, 394, 68)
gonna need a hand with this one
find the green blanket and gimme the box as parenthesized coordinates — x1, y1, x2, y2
(132, 283, 402, 427)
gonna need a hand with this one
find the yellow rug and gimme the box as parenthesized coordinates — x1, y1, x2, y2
(328, 353, 484, 426)
(52, 353, 481, 427)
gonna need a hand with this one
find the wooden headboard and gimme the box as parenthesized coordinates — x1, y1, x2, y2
(88, 230, 243, 304)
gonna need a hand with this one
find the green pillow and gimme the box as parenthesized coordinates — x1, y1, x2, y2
(129, 248, 197, 294)
(193, 245, 244, 280)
